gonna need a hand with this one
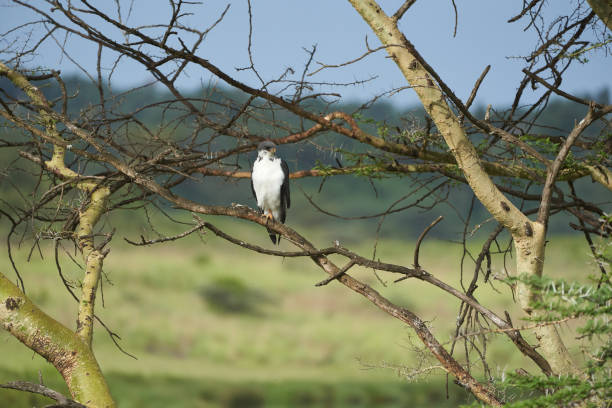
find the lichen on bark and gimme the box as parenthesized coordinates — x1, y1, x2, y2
(0, 272, 114, 407)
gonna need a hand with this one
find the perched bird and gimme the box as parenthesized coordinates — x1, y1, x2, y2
(251, 140, 290, 244)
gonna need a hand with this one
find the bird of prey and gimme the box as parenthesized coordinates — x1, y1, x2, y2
(251, 140, 290, 244)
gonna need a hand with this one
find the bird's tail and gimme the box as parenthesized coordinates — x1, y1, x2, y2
(266, 228, 278, 245)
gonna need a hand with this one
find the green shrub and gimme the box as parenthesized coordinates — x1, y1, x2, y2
(198, 276, 273, 315)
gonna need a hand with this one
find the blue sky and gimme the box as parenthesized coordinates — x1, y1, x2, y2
(1, 1, 610, 108)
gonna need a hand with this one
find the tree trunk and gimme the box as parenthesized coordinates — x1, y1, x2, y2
(514, 223, 578, 375)
(0, 272, 115, 407)
(347, 0, 577, 376)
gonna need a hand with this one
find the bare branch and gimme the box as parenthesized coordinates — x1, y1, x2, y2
(0, 381, 86, 407)
(413, 216, 443, 269)
(464, 65, 490, 112)
(315, 260, 357, 286)
(538, 103, 605, 226)
(508, 0, 543, 23)
(522, 69, 607, 108)
(392, 0, 418, 22)
(124, 219, 206, 246)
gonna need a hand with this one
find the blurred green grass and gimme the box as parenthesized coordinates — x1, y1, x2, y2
(0, 220, 604, 406)
(0, 366, 474, 408)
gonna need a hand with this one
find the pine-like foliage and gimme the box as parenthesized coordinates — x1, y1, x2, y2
(498, 258, 611, 407)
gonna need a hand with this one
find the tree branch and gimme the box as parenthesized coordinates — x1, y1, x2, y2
(392, 0, 418, 22)
(0, 381, 86, 407)
(0, 272, 113, 406)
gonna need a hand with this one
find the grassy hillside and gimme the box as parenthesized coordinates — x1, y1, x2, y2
(0, 218, 604, 406)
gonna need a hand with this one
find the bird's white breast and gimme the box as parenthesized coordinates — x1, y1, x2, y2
(252, 157, 285, 218)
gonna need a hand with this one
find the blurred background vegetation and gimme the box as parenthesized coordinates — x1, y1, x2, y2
(2, 74, 608, 239)
(0, 77, 610, 407)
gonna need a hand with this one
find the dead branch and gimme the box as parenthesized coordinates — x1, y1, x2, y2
(413, 216, 444, 269)
(0, 381, 86, 407)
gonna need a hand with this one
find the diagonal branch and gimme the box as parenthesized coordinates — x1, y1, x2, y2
(198, 218, 551, 376)
(537, 103, 603, 226)
(522, 69, 606, 108)
(0, 272, 113, 406)
(413, 216, 443, 269)
(315, 260, 357, 286)
(0, 381, 86, 407)
(392, 0, 418, 22)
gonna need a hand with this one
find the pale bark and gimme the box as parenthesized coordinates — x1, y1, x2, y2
(346, 0, 577, 376)
(514, 224, 578, 375)
(346, 0, 527, 234)
(586, 165, 612, 192)
(587, 0, 612, 30)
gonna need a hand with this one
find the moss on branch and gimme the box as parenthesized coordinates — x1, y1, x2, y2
(0, 272, 114, 407)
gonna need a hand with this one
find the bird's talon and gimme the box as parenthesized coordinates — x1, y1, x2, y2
(264, 213, 274, 225)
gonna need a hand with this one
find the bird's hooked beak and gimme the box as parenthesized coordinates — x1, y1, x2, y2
(257, 143, 277, 157)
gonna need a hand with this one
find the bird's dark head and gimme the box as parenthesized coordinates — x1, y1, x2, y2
(257, 140, 277, 157)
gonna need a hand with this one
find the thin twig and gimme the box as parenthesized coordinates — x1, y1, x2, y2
(414, 216, 443, 269)
(392, 0, 417, 22)
(522, 69, 605, 109)
(124, 219, 206, 246)
(315, 260, 357, 286)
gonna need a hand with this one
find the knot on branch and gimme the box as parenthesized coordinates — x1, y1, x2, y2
(4, 297, 22, 311)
